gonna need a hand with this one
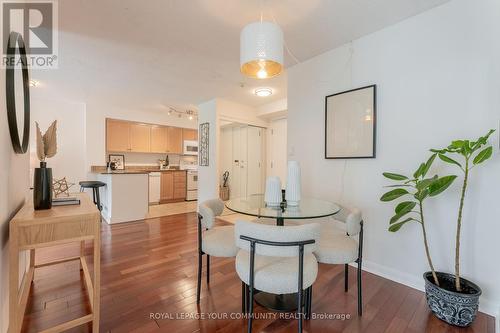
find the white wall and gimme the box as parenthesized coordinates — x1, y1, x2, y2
(0, 67, 30, 332)
(30, 98, 86, 185)
(257, 98, 288, 118)
(287, 0, 500, 317)
(217, 99, 268, 128)
(85, 103, 197, 170)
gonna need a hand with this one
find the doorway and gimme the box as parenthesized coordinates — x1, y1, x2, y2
(220, 124, 265, 199)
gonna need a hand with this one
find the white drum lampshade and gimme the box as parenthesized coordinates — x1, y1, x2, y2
(240, 21, 284, 79)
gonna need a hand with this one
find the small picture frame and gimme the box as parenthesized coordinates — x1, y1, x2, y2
(108, 154, 125, 170)
(325, 85, 377, 159)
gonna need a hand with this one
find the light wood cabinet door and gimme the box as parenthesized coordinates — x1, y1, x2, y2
(107, 119, 130, 152)
(150, 126, 168, 153)
(167, 127, 183, 154)
(160, 172, 174, 201)
(130, 123, 151, 152)
(182, 128, 198, 141)
(173, 171, 186, 199)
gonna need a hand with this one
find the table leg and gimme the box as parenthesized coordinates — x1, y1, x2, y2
(276, 217, 284, 226)
(80, 241, 85, 270)
(92, 229, 101, 332)
(9, 228, 19, 333)
(254, 293, 303, 312)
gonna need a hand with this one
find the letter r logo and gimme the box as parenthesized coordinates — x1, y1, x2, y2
(2, 1, 54, 55)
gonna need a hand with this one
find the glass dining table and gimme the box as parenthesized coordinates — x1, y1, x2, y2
(225, 194, 341, 311)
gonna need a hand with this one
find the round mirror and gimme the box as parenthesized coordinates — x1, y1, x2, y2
(6, 31, 30, 154)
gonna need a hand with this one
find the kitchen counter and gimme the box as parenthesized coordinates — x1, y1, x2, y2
(93, 172, 149, 224)
(100, 171, 150, 174)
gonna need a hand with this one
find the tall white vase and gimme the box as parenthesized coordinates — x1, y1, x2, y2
(285, 161, 301, 206)
(264, 176, 282, 207)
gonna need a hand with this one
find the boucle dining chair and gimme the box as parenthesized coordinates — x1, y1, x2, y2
(235, 220, 321, 333)
(313, 206, 364, 315)
(197, 199, 239, 304)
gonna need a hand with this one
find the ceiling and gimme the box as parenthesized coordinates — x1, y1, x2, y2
(31, 0, 450, 112)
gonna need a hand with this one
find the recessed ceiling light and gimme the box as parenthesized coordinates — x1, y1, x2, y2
(29, 79, 39, 87)
(254, 87, 273, 97)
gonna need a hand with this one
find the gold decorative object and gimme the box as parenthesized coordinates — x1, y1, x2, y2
(52, 177, 75, 197)
(35, 120, 58, 161)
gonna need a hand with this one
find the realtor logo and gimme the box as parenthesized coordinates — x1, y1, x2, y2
(1, 0, 58, 68)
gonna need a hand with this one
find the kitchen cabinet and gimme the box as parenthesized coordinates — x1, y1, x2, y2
(106, 118, 191, 154)
(167, 127, 183, 154)
(160, 172, 174, 202)
(183, 128, 198, 141)
(150, 126, 168, 153)
(173, 171, 187, 199)
(106, 119, 130, 152)
(160, 171, 186, 203)
(130, 123, 151, 152)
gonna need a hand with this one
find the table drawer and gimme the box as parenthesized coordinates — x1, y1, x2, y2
(17, 219, 98, 249)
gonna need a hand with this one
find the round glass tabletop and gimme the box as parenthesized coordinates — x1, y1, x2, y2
(225, 194, 341, 220)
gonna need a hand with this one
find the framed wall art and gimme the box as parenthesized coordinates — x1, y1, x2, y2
(199, 122, 209, 166)
(108, 154, 125, 170)
(325, 85, 376, 159)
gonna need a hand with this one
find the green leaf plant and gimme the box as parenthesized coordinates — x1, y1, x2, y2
(380, 154, 457, 287)
(431, 129, 495, 292)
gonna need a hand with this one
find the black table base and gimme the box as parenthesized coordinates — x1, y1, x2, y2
(254, 292, 302, 312)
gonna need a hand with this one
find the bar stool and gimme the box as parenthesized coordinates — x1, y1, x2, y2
(79, 181, 106, 211)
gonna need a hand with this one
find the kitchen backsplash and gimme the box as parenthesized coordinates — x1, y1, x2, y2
(93, 152, 198, 172)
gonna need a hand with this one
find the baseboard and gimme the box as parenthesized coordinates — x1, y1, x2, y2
(353, 260, 500, 331)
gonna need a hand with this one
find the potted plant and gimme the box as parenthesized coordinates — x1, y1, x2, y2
(381, 129, 495, 327)
(380, 155, 456, 287)
(423, 129, 495, 326)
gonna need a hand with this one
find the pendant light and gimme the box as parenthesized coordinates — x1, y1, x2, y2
(240, 20, 283, 79)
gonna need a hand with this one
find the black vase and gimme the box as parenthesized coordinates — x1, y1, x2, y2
(33, 161, 53, 210)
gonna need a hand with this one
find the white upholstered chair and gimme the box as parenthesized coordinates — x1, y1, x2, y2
(197, 199, 238, 304)
(313, 206, 364, 315)
(235, 220, 321, 333)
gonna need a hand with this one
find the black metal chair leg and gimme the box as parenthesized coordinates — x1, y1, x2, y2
(196, 252, 202, 304)
(304, 288, 309, 319)
(344, 264, 349, 292)
(248, 243, 256, 333)
(307, 286, 312, 319)
(241, 282, 247, 313)
(95, 187, 102, 211)
(206, 255, 210, 284)
(358, 260, 363, 316)
(297, 245, 304, 333)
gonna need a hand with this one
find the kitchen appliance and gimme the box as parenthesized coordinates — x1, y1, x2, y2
(183, 140, 198, 156)
(186, 170, 198, 201)
(149, 172, 161, 204)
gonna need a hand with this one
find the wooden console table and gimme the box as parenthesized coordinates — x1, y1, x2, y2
(9, 193, 101, 333)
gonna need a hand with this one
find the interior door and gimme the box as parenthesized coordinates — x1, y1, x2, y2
(231, 126, 248, 198)
(247, 126, 263, 195)
(268, 118, 288, 185)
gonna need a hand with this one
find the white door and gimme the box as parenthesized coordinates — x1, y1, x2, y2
(247, 126, 264, 195)
(232, 126, 248, 198)
(267, 118, 288, 185)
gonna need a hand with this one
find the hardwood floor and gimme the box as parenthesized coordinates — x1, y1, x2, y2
(21, 213, 495, 333)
